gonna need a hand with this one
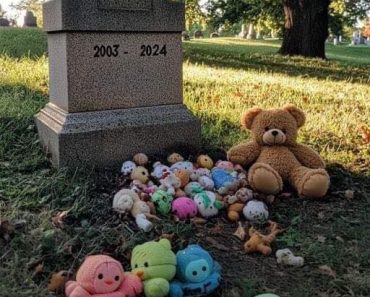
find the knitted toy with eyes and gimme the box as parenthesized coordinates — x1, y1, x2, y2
(131, 239, 177, 297)
(228, 105, 330, 198)
(169, 245, 221, 297)
(65, 255, 142, 297)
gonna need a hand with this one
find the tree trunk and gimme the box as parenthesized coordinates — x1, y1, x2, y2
(279, 0, 330, 59)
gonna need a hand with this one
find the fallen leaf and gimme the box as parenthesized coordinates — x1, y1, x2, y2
(233, 222, 246, 241)
(344, 190, 354, 200)
(191, 217, 207, 225)
(318, 265, 336, 278)
(279, 192, 292, 199)
(48, 271, 71, 292)
(52, 210, 70, 228)
(359, 126, 370, 145)
(160, 233, 174, 241)
(318, 212, 325, 220)
(35, 263, 44, 274)
(265, 195, 275, 204)
(205, 237, 230, 251)
(317, 235, 326, 243)
(209, 225, 223, 235)
(336, 236, 344, 242)
(0, 220, 13, 242)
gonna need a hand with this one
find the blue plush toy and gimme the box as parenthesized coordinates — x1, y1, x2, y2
(170, 245, 221, 297)
(211, 168, 239, 195)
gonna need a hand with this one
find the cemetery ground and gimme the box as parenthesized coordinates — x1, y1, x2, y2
(0, 28, 370, 297)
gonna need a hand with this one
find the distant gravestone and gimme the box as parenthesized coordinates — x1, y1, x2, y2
(0, 18, 10, 27)
(246, 24, 256, 40)
(210, 32, 219, 38)
(35, 0, 201, 169)
(339, 35, 342, 42)
(23, 11, 37, 27)
(182, 31, 190, 41)
(239, 24, 247, 38)
(333, 37, 338, 45)
(194, 30, 203, 39)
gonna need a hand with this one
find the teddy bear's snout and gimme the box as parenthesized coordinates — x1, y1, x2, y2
(263, 129, 286, 145)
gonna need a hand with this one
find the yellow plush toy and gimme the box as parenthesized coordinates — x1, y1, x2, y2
(227, 105, 330, 198)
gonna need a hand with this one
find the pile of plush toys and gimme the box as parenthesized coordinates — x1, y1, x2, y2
(65, 239, 221, 297)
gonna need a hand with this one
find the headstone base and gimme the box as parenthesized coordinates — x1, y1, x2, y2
(35, 103, 201, 169)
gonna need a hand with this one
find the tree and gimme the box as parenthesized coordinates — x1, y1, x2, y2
(10, 0, 44, 26)
(206, 0, 370, 59)
(186, 0, 206, 31)
(0, 4, 6, 18)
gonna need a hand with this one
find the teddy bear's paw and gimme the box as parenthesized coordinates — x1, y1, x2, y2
(227, 153, 247, 166)
(249, 164, 283, 194)
(300, 170, 330, 198)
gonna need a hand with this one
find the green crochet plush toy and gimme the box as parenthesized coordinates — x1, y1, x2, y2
(131, 239, 177, 297)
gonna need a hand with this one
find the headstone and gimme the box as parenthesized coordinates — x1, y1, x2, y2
(182, 31, 190, 41)
(0, 18, 10, 27)
(367, 37, 370, 46)
(210, 32, 219, 38)
(23, 11, 37, 27)
(35, 0, 201, 169)
(246, 24, 256, 40)
(194, 30, 203, 39)
(333, 37, 338, 45)
(239, 24, 247, 38)
(339, 35, 342, 42)
(256, 32, 262, 40)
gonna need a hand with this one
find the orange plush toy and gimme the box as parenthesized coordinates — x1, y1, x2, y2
(244, 221, 283, 256)
(65, 255, 142, 297)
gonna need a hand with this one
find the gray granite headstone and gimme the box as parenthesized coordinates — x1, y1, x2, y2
(35, 0, 201, 169)
(0, 18, 10, 27)
(23, 11, 37, 27)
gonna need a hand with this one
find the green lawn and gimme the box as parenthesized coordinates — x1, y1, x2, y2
(0, 29, 370, 297)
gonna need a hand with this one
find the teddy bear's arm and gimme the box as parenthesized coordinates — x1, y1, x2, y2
(290, 144, 326, 169)
(227, 142, 261, 166)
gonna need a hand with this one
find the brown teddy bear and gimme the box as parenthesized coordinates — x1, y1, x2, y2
(227, 105, 330, 198)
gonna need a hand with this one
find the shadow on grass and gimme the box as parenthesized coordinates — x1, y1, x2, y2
(184, 42, 370, 85)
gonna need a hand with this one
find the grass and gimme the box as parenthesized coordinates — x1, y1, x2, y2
(0, 28, 370, 297)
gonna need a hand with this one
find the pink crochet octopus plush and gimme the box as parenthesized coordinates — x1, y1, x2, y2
(65, 255, 143, 297)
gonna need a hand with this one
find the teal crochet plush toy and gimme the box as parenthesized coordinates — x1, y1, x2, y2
(131, 239, 177, 297)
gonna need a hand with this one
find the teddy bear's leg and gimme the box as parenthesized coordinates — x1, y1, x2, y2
(248, 163, 283, 195)
(290, 166, 330, 198)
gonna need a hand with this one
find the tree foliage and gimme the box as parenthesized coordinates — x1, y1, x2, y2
(185, 0, 206, 30)
(0, 4, 6, 18)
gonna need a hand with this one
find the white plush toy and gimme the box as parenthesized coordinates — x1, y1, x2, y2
(151, 162, 171, 180)
(170, 161, 194, 173)
(276, 249, 304, 267)
(194, 191, 223, 218)
(190, 168, 211, 181)
(184, 182, 203, 197)
(112, 189, 137, 214)
(243, 200, 269, 223)
(198, 176, 215, 190)
(130, 199, 158, 232)
(159, 173, 181, 196)
(121, 161, 137, 176)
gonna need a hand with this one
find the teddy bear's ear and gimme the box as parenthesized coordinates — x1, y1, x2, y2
(284, 105, 306, 128)
(241, 107, 263, 130)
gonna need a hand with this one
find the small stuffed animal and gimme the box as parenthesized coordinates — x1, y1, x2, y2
(112, 189, 138, 214)
(198, 176, 215, 191)
(184, 182, 203, 197)
(243, 200, 269, 223)
(65, 255, 142, 297)
(225, 188, 254, 205)
(227, 203, 245, 222)
(170, 161, 194, 174)
(170, 245, 221, 297)
(244, 221, 283, 255)
(151, 190, 174, 215)
(255, 295, 281, 297)
(190, 168, 211, 181)
(159, 173, 182, 196)
(151, 162, 171, 180)
(131, 239, 177, 297)
(175, 170, 190, 188)
(121, 161, 137, 176)
(215, 160, 234, 171)
(227, 105, 330, 198)
(172, 197, 198, 220)
(131, 166, 150, 184)
(276, 249, 304, 267)
(131, 199, 158, 232)
(167, 153, 184, 165)
(133, 153, 149, 166)
(211, 168, 240, 195)
(196, 155, 214, 170)
(193, 191, 223, 218)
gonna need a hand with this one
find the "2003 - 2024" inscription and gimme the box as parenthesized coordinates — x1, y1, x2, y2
(93, 44, 167, 58)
